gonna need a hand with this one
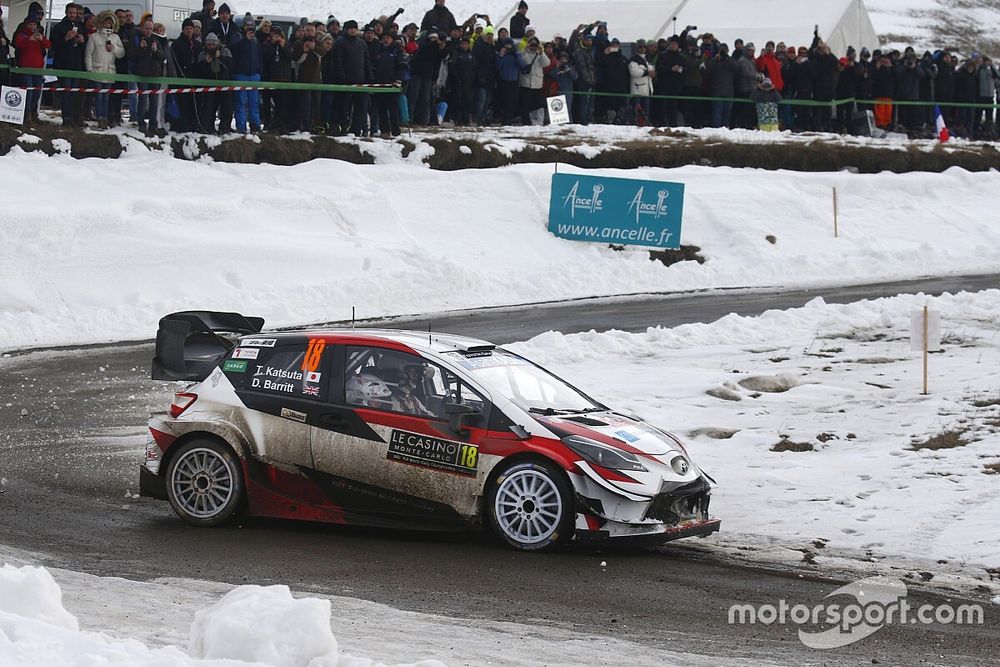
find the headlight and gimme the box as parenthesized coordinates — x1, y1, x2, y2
(562, 435, 648, 472)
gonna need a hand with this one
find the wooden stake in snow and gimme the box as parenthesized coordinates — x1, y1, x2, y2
(910, 306, 941, 395)
(833, 186, 839, 238)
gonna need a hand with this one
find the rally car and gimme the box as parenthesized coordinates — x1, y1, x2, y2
(141, 311, 720, 551)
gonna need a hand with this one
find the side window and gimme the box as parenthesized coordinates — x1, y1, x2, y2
(344, 346, 486, 423)
(227, 342, 328, 401)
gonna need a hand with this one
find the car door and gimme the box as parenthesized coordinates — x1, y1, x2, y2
(309, 344, 492, 526)
(228, 336, 330, 468)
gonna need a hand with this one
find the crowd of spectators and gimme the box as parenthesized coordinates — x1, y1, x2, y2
(2, 0, 1000, 139)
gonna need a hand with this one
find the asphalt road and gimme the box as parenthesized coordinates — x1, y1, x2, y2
(2, 275, 998, 666)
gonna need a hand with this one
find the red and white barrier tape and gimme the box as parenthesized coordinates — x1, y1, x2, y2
(18, 83, 399, 94)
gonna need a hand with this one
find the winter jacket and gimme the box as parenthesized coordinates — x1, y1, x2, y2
(977, 65, 997, 98)
(85, 27, 125, 74)
(554, 62, 577, 92)
(787, 58, 814, 97)
(628, 54, 653, 97)
(128, 31, 167, 77)
(229, 31, 262, 76)
(654, 49, 684, 94)
(894, 62, 925, 100)
(262, 42, 293, 81)
(292, 39, 325, 84)
(13, 27, 50, 68)
(597, 50, 629, 95)
(51, 16, 86, 70)
(409, 38, 445, 80)
(572, 46, 596, 88)
(116, 23, 135, 73)
(682, 50, 704, 89)
(809, 52, 839, 101)
(953, 65, 977, 103)
(373, 41, 408, 84)
(497, 42, 520, 82)
(334, 33, 372, 84)
(471, 37, 498, 88)
(420, 5, 457, 34)
(755, 52, 784, 91)
(871, 64, 894, 98)
(707, 56, 740, 97)
(935, 61, 954, 104)
(750, 87, 782, 104)
(510, 12, 529, 40)
(208, 18, 236, 45)
(517, 48, 549, 89)
(1, 21, 9, 63)
(196, 45, 233, 80)
(450, 48, 476, 89)
(171, 34, 202, 77)
(733, 53, 757, 95)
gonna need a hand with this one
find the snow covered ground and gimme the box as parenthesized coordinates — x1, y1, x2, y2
(2, 149, 1000, 352)
(510, 289, 1000, 570)
(0, 553, 743, 667)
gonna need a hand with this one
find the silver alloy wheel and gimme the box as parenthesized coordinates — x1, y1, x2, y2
(169, 447, 235, 519)
(493, 468, 564, 546)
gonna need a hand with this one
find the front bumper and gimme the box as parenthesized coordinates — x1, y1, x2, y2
(576, 517, 722, 544)
(139, 465, 167, 500)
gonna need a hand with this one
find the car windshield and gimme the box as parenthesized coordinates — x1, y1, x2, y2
(447, 349, 602, 414)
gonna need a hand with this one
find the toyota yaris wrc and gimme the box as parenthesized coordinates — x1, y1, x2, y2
(141, 311, 720, 551)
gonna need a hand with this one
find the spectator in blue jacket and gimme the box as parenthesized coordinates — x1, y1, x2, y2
(229, 14, 262, 132)
(496, 37, 521, 124)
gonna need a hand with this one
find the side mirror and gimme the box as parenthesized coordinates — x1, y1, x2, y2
(445, 402, 475, 436)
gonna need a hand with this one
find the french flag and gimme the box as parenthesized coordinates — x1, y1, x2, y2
(935, 105, 949, 142)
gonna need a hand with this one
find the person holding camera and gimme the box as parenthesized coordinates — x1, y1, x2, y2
(292, 22, 326, 132)
(229, 15, 263, 133)
(52, 3, 87, 127)
(569, 30, 596, 124)
(517, 35, 549, 125)
(127, 18, 167, 135)
(196, 32, 234, 133)
(13, 14, 50, 126)
(628, 39, 654, 125)
(84, 11, 124, 129)
(262, 26, 294, 133)
(495, 36, 520, 124)
(893, 47, 926, 133)
(170, 18, 202, 132)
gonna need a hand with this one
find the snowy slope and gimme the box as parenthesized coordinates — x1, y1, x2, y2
(0, 557, 745, 666)
(510, 289, 1000, 569)
(2, 149, 1000, 351)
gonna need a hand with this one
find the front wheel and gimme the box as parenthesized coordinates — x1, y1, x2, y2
(486, 460, 574, 551)
(165, 439, 244, 527)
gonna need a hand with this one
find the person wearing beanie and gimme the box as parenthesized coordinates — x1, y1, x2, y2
(210, 2, 234, 44)
(510, 0, 529, 39)
(333, 18, 373, 135)
(51, 2, 87, 127)
(420, 0, 456, 35)
(197, 31, 235, 132)
(750, 75, 782, 131)
(228, 10, 263, 133)
(171, 15, 201, 131)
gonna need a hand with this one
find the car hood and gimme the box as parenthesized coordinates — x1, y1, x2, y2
(534, 411, 681, 456)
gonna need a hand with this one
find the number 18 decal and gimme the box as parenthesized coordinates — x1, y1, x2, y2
(302, 338, 326, 372)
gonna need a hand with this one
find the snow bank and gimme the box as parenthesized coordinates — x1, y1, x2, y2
(2, 149, 1000, 351)
(510, 290, 1000, 568)
(0, 564, 443, 667)
(190, 585, 339, 666)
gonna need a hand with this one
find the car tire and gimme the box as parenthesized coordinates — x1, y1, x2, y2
(486, 460, 574, 552)
(165, 439, 244, 527)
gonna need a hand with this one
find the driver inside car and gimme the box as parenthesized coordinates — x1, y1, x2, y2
(397, 362, 435, 417)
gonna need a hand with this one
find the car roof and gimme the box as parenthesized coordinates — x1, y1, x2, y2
(245, 328, 497, 354)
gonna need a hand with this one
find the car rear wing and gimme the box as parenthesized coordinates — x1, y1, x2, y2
(152, 311, 265, 382)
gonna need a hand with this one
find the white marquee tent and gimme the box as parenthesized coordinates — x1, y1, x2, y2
(497, 0, 880, 54)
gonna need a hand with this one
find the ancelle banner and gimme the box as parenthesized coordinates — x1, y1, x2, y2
(548, 173, 685, 249)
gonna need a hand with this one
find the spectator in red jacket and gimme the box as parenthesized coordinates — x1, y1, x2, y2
(756, 41, 784, 91)
(13, 15, 51, 126)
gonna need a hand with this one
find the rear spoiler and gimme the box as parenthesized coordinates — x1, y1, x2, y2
(152, 311, 265, 382)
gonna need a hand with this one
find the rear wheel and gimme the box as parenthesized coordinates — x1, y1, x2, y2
(486, 460, 574, 551)
(165, 439, 243, 527)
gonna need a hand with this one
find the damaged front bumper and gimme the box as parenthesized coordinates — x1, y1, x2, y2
(572, 475, 720, 544)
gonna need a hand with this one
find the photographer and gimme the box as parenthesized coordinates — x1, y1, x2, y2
(570, 30, 596, 125)
(893, 47, 926, 133)
(471, 25, 498, 125)
(13, 15, 51, 126)
(292, 23, 326, 132)
(517, 35, 549, 125)
(553, 50, 577, 116)
(196, 32, 234, 133)
(706, 43, 740, 128)
(373, 31, 407, 136)
(229, 15, 264, 133)
(496, 36, 521, 124)
(52, 3, 87, 127)
(421, 0, 457, 35)
(655, 35, 685, 127)
(263, 26, 294, 133)
(170, 18, 202, 132)
(628, 39, 654, 125)
(127, 18, 167, 135)
(596, 37, 628, 124)
(85, 11, 125, 129)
